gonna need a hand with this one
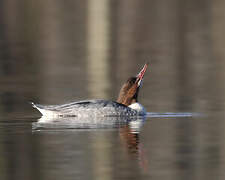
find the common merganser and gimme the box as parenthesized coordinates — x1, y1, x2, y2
(32, 63, 148, 118)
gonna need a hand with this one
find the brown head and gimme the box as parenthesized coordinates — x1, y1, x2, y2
(117, 63, 148, 106)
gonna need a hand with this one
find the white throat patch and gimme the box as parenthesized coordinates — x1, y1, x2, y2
(128, 103, 146, 114)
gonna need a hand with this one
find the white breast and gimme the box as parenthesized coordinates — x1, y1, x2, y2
(128, 103, 146, 115)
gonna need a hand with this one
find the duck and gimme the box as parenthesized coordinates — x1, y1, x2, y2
(32, 63, 148, 118)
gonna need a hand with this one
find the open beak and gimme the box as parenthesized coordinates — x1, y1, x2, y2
(136, 63, 148, 87)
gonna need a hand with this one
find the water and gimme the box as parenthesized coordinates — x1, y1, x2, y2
(1, 0, 225, 180)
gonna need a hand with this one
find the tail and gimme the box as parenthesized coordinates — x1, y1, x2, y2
(30, 101, 37, 108)
(30, 101, 59, 117)
(30, 101, 46, 109)
(30, 101, 45, 116)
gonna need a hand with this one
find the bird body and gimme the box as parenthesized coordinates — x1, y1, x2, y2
(32, 100, 146, 118)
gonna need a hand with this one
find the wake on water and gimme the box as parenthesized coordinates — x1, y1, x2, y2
(146, 112, 201, 118)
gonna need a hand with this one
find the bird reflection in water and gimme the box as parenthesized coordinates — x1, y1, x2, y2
(32, 115, 145, 130)
(32, 116, 148, 170)
(119, 117, 149, 172)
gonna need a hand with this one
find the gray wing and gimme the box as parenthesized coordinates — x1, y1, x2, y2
(34, 99, 124, 110)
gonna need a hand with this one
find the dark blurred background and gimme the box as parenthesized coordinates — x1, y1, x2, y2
(0, 0, 225, 180)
